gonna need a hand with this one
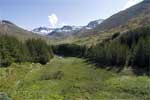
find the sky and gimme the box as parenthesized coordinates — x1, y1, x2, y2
(0, 0, 143, 30)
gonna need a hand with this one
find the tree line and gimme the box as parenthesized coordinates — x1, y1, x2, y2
(52, 44, 86, 57)
(53, 27, 150, 75)
(0, 35, 53, 67)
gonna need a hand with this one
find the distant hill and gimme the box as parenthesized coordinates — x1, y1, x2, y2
(0, 20, 47, 40)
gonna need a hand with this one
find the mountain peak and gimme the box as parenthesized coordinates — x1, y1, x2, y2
(0, 20, 14, 25)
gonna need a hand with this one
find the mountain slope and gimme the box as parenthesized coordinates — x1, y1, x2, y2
(96, 0, 150, 32)
(0, 20, 46, 40)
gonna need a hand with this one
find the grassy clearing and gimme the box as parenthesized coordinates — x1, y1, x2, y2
(0, 57, 150, 100)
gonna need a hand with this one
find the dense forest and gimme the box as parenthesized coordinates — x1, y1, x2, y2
(53, 27, 150, 75)
(0, 35, 53, 67)
(52, 44, 86, 57)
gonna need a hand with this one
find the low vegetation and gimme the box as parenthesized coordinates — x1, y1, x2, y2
(0, 57, 150, 100)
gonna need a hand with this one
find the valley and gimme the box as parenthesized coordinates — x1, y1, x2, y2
(0, 0, 150, 100)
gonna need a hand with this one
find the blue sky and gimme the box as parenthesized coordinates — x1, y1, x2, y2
(0, 0, 143, 29)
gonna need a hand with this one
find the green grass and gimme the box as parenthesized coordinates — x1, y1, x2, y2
(0, 57, 150, 100)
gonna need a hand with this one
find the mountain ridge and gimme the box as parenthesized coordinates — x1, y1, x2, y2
(32, 19, 104, 38)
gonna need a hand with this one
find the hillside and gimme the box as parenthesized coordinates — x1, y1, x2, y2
(0, 57, 150, 100)
(0, 20, 47, 40)
(95, 0, 150, 32)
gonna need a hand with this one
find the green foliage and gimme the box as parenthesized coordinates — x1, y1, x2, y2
(52, 44, 86, 57)
(132, 37, 150, 72)
(0, 35, 53, 67)
(26, 39, 53, 64)
(86, 41, 129, 66)
(119, 27, 150, 47)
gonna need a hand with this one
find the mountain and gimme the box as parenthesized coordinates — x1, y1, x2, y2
(32, 27, 55, 35)
(32, 25, 83, 38)
(0, 20, 46, 40)
(47, 25, 82, 38)
(72, 0, 150, 38)
(33, 19, 103, 38)
(95, 0, 150, 32)
(47, 19, 104, 38)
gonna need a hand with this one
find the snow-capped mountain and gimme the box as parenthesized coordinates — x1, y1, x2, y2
(32, 19, 104, 38)
(32, 27, 55, 35)
(47, 25, 83, 38)
(53, 25, 82, 33)
(32, 26, 82, 36)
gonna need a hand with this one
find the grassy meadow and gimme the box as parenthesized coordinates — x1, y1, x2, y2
(0, 57, 150, 100)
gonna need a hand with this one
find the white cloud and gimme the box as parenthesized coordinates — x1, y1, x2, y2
(48, 14, 58, 28)
(123, 0, 143, 10)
